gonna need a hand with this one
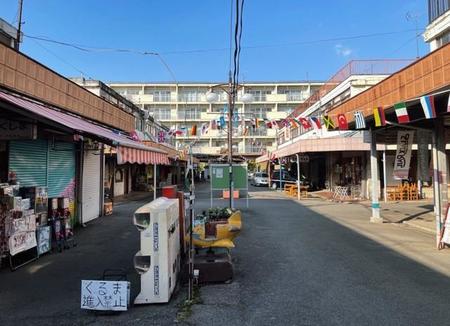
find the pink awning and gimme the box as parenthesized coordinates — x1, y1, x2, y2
(0, 90, 169, 165)
(117, 146, 170, 165)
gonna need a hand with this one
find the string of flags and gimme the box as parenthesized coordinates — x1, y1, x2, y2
(163, 92, 448, 138)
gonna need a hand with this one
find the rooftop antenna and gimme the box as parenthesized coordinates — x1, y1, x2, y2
(406, 11, 420, 59)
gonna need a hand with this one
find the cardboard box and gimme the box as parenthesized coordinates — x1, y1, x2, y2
(104, 202, 113, 216)
(20, 187, 48, 213)
(58, 197, 69, 209)
(20, 198, 30, 211)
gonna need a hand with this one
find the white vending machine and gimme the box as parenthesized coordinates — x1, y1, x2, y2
(133, 197, 180, 304)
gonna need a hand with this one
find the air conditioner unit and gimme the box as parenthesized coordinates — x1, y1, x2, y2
(133, 197, 180, 304)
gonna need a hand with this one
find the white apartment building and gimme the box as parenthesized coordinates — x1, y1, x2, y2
(108, 82, 323, 159)
(424, 0, 450, 51)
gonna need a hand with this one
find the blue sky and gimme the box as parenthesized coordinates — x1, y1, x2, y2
(1, 0, 428, 83)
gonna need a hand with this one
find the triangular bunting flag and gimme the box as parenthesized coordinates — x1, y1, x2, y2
(354, 111, 366, 129)
(323, 115, 335, 130)
(394, 102, 410, 124)
(337, 114, 348, 130)
(373, 107, 386, 127)
(420, 95, 436, 119)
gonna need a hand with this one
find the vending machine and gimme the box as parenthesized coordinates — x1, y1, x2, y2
(133, 197, 180, 304)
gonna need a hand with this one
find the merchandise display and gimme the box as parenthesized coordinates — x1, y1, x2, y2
(0, 183, 75, 270)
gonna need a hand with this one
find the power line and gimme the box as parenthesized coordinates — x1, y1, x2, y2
(24, 28, 421, 57)
(30, 38, 94, 79)
(24, 34, 177, 84)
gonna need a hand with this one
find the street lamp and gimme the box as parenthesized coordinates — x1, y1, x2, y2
(206, 81, 253, 209)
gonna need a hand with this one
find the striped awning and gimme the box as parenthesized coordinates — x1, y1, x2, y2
(117, 146, 170, 165)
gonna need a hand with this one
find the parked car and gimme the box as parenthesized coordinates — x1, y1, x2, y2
(251, 172, 269, 187)
(270, 170, 297, 189)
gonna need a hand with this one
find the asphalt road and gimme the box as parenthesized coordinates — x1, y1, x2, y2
(189, 184, 450, 326)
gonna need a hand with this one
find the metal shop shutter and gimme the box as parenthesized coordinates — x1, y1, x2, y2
(82, 150, 101, 223)
(48, 142, 76, 198)
(9, 140, 48, 187)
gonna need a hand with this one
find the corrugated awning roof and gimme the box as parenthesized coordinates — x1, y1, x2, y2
(0, 90, 170, 164)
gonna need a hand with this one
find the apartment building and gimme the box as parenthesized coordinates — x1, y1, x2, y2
(71, 78, 175, 148)
(108, 82, 323, 159)
(424, 0, 450, 51)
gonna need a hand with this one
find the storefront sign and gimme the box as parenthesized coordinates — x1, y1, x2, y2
(0, 119, 36, 140)
(81, 280, 130, 311)
(37, 226, 51, 255)
(393, 130, 414, 180)
(417, 130, 430, 182)
(9, 231, 37, 256)
(298, 155, 309, 163)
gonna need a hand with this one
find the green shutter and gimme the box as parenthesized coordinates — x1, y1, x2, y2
(9, 140, 48, 187)
(48, 142, 76, 199)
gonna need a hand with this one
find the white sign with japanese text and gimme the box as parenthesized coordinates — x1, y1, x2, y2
(81, 280, 130, 311)
(393, 131, 414, 180)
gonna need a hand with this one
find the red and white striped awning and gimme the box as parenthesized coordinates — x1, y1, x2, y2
(117, 146, 170, 165)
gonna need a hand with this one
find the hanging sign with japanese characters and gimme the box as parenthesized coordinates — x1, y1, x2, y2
(393, 130, 414, 180)
(81, 280, 130, 311)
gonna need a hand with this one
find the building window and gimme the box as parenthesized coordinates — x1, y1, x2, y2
(278, 105, 294, 115)
(429, 0, 450, 23)
(436, 31, 450, 48)
(246, 107, 269, 119)
(247, 90, 271, 101)
(178, 107, 204, 119)
(152, 90, 172, 102)
(145, 106, 171, 120)
(178, 90, 204, 102)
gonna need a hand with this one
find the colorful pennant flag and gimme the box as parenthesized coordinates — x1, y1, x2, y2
(289, 118, 300, 128)
(190, 124, 197, 136)
(373, 107, 386, 127)
(219, 116, 226, 128)
(394, 102, 410, 124)
(323, 115, 335, 130)
(354, 111, 366, 129)
(201, 123, 209, 135)
(299, 117, 312, 129)
(210, 119, 217, 130)
(337, 114, 348, 130)
(264, 119, 273, 128)
(272, 120, 279, 129)
(309, 117, 321, 130)
(420, 95, 436, 119)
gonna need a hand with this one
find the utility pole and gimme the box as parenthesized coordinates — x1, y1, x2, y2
(227, 71, 234, 210)
(16, 0, 24, 50)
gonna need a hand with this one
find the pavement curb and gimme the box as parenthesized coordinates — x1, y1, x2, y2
(402, 220, 436, 235)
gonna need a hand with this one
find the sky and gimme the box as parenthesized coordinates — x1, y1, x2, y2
(0, 0, 429, 83)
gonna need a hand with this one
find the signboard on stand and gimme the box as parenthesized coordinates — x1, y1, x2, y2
(81, 280, 130, 311)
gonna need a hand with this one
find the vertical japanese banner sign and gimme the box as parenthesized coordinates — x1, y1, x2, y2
(417, 129, 430, 182)
(393, 130, 415, 180)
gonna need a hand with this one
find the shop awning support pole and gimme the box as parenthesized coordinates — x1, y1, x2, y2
(432, 120, 448, 248)
(153, 164, 157, 201)
(383, 148, 387, 203)
(370, 129, 382, 222)
(296, 153, 301, 201)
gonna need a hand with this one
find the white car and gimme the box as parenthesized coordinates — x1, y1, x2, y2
(251, 172, 269, 187)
